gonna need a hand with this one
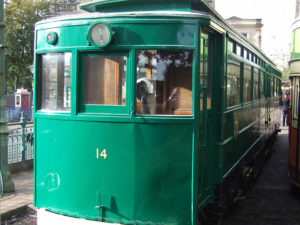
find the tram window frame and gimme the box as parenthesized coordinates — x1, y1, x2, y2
(135, 49, 193, 116)
(253, 68, 259, 101)
(270, 76, 274, 97)
(243, 48, 248, 59)
(259, 70, 264, 99)
(78, 52, 129, 114)
(38, 52, 72, 112)
(249, 52, 253, 62)
(228, 40, 234, 52)
(277, 79, 280, 97)
(236, 44, 242, 56)
(227, 59, 241, 108)
(243, 64, 252, 103)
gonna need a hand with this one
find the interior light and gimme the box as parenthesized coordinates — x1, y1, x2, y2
(89, 23, 112, 47)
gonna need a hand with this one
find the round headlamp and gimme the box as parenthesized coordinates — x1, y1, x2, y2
(88, 22, 112, 47)
(46, 32, 58, 45)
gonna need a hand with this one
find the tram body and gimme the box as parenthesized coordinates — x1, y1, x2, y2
(34, 1, 281, 224)
(289, 18, 300, 187)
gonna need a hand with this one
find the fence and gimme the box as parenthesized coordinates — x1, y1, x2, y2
(7, 113, 33, 164)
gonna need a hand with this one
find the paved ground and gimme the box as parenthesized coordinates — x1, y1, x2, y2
(0, 170, 34, 224)
(222, 127, 300, 225)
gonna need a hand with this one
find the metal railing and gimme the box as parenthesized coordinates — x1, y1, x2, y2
(7, 113, 33, 164)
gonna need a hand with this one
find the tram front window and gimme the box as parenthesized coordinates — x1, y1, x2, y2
(39, 52, 71, 111)
(136, 50, 193, 115)
(83, 55, 127, 106)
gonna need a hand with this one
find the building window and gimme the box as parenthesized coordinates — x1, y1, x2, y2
(242, 33, 249, 38)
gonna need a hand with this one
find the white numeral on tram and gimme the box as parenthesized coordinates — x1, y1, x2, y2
(100, 149, 107, 159)
(96, 148, 108, 159)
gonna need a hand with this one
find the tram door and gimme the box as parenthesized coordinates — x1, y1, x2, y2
(199, 31, 215, 201)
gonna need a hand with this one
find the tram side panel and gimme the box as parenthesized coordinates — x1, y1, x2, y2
(220, 51, 281, 183)
(35, 118, 194, 224)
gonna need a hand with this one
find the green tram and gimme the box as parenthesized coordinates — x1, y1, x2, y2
(289, 18, 300, 187)
(34, 1, 282, 224)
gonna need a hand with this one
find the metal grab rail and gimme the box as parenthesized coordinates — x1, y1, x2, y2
(7, 112, 33, 164)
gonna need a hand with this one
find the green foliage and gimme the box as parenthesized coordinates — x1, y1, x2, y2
(4, 0, 50, 92)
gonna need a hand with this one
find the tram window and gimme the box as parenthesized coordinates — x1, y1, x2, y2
(273, 78, 276, 97)
(136, 50, 193, 115)
(83, 55, 127, 106)
(236, 45, 242, 56)
(228, 40, 234, 52)
(39, 52, 71, 111)
(276, 79, 280, 97)
(243, 49, 248, 59)
(253, 68, 259, 100)
(270, 77, 274, 97)
(227, 60, 241, 107)
(243, 65, 251, 103)
(249, 52, 253, 62)
(200, 35, 211, 110)
(260, 72, 264, 99)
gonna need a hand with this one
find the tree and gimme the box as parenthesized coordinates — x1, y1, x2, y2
(4, 0, 50, 93)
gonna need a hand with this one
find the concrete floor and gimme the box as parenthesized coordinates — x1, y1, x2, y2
(223, 128, 300, 225)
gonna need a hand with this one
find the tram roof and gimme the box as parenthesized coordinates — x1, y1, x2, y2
(80, 0, 210, 13)
(292, 18, 300, 31)
(38, 11, 208, 23)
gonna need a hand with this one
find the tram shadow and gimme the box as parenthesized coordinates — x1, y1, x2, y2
(222, 130, 300, 225)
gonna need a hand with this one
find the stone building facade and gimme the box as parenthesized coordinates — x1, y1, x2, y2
(206, 0, 215, 8)
(226, 16, 263, 48)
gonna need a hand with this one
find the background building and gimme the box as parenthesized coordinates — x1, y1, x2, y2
(226, 16, 263, 48)
(50, 1, 79, 15)
(206, 0, 215, 8)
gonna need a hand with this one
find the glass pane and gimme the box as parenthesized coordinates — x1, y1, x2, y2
(270, 77, 274, 97)
(244, 49, 248, 59)
(227, 61, 240, 107)
(253, 69, 259, 100)
(136, 50, 193, 115)
(243, 66, 251, 103)
(40, 52, 71, 111)
(228, 40, 233, 52)
(83, 55, 127, 105)
(236, 45, 242, 56)
(200, 37, 205, 111)
(260, 72, 264, 99)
